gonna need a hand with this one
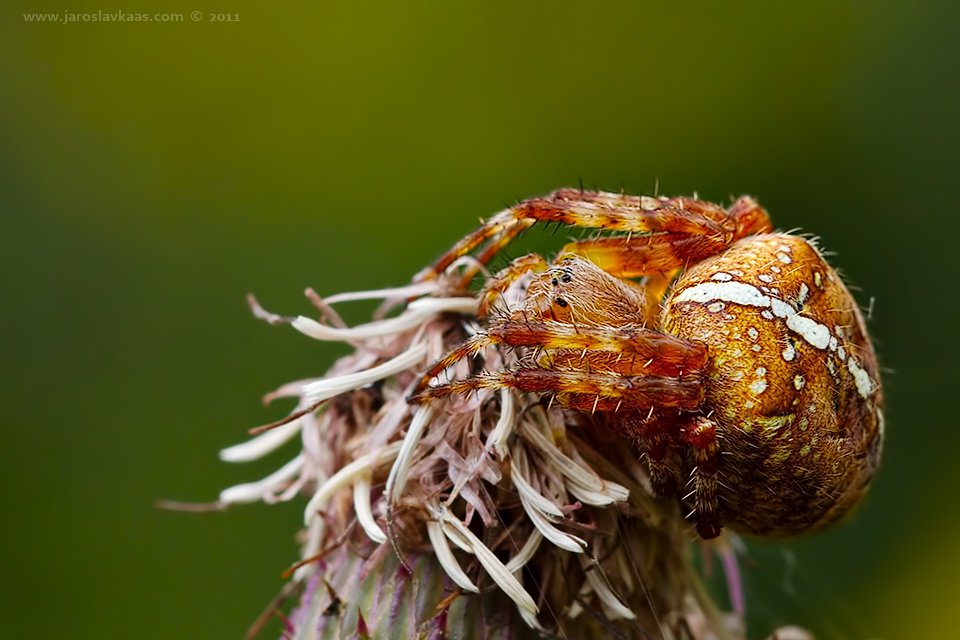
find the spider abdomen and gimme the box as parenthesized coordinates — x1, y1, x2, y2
(662, 234, 883, 536)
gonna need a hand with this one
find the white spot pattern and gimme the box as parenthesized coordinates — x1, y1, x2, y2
(770, 298, 792, 318)
(782, 342, 796, 361)
(786, 316, 831, 350)
(847, 357, 874, 398)
(674, 279, 877, 399)
(674, 281, 770, 307)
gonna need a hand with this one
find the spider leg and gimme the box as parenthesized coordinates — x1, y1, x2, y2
(726, 195, 772, 238)
(558, 197, 772, 279)
(481, 320, 707, 377)
(477, 253, 549, 317)
(509, 192, 725, 235)
(643, 423, 683, 499)
(612, 411, 685, 500)
(410, 316, 708, 402)
(550, 190, 732, 231)
(462, 219, 538, 289)
(412, 368, 703, 412)
(636, 272, 674, 326)
(560, 233, 727, 279)
(622, 412, 724, 538)
(418, 189, 745, 285)
(410, 333, 497, 400)
(683, 416, 722, 539)
(656, 193, 771, 238)
(415, 210, 519, 284)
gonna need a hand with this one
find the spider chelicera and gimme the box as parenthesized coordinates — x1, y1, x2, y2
(410, 189, 883, 539)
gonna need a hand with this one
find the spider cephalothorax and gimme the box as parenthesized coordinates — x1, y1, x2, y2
(410, 189, 883, 539)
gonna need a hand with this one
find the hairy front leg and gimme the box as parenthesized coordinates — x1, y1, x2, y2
(418, 189, 733, 283)
(411, 367, 704, 412)
(483, 320, 707, 377)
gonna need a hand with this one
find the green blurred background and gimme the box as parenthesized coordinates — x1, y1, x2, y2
(2, 1, 956, 638)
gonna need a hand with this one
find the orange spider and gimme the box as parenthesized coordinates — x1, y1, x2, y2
(410, 189, 883, 539)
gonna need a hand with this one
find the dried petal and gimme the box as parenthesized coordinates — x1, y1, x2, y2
(303, 343, 429, 404)
(580, 556, 636, 621)
(218, 453, 305, 504)
(503, 530, 543, 574)
(304, 441, 402, 525)
(292, 297, 478, 341)
(384, 405, 435, 505)
(431, 502, 539, 616)
(219, 418, 304, 463)
(485, 389, 515, 459)
(426, 520, 478, 593)
(353, 472, 386, 544)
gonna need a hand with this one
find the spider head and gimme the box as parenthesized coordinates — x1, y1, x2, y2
(526, 254, 650, 327)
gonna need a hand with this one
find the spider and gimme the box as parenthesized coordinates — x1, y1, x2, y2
(409, 189, 883, 539)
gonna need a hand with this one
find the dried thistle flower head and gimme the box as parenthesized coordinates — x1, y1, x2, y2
(216, 271, 740, 639)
